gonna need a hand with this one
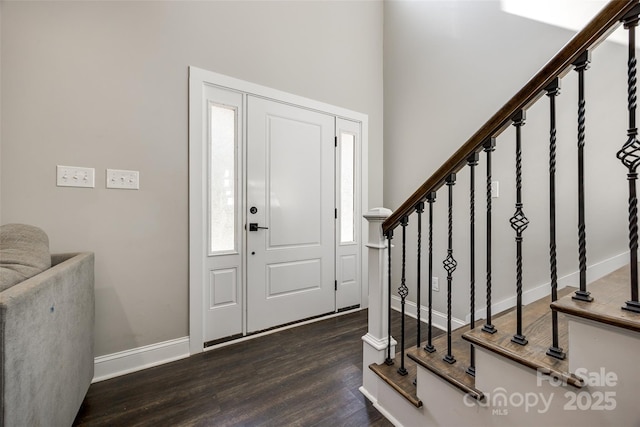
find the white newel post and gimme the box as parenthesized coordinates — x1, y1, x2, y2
(360, 207, 396, 402)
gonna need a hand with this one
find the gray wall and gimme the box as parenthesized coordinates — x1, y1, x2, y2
(0, 1, 3, 223)
(0, 1, 384, 356)
(384, 1, 629, 320)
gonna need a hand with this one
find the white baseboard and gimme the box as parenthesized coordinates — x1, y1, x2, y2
(391, 295, 466, 331)
(466, 251, 630, 323)
(93, 337, 190, 383)
(567, 250, 629, 285)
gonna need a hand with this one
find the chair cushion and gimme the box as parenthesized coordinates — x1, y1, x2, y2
(0, 224, 51, 291)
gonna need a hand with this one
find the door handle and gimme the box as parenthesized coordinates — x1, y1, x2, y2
(249, 223, 269, 232)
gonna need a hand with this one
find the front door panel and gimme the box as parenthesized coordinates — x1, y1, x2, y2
(247, 96, 335, 332)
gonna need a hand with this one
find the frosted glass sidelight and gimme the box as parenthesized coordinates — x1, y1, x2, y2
(209, 104, 237, 254)
(340, 133, 355, 243)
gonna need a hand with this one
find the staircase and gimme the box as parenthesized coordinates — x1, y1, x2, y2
(360, 1, 640, 425)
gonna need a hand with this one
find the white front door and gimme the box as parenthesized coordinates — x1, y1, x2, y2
(246, 96, 336, 332)
(189, 67, 368, 353)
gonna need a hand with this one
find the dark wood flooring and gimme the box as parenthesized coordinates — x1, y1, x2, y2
(73, 309, 411, 427)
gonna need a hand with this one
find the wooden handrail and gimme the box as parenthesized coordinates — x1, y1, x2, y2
(383, 0, 640, 234)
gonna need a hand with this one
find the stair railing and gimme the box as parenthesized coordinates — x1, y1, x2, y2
(381, 0, 640, 377)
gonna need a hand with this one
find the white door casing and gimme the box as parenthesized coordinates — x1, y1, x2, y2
(188, 67, 369, 354)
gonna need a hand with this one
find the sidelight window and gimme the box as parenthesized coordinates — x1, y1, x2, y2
(209, 103, 237, 254)
(340, 132, 356, 243)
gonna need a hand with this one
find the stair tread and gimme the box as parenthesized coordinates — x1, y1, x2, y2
(552, 263, 640, 333)
(369, 359, 422, 408)
(463, 287, 584, 388)
(406, 325, 483, 400)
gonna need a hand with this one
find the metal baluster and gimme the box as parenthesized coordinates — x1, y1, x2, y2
(443, 174, 457, 364)
(510, 110, 529, 346)
(416, 202, 425, 348)
(618, 7, 640, 313)
(482, 138, 497, 334)
(397, 216, 409, 376)
(385, 230, 394, 366)
(425, 192, 437, 353)
(414, 203, 425, 386)
(467, 153, 478, 376)
(546, 78, 566, 359)
(573, 51, 594, 303)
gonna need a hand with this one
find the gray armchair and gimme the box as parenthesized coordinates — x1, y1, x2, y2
(0, 224, 94, 426)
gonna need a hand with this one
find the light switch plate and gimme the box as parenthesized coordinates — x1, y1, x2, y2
(492, 181, 500, 198)
(57, 165, 95, 188)
(106, 169, 139, 190)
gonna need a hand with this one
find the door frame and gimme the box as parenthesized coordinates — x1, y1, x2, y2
(188, 66, 369, 354)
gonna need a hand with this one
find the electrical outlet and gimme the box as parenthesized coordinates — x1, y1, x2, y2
(106, 169, 139, 190)
(57, 165, 95, 188)
(432, 277, 439, 292)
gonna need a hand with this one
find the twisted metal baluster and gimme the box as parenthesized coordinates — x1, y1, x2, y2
(467, 153, 478, 377)
(482, 138, 497, 334)
(425, 192, 437, 353)
(573, 51, 594, 303)
(413, 203, 424, 386)
(443, 174, 457, 364)
(397, 216, 409, 376)
(546, 78, 566, 359)
(619, 8, 640, 313)
(416, 203, 424, 348)
(385, 230, 394, 366)
(510, 110, 529, 346)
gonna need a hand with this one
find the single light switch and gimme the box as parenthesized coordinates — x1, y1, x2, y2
(492, 181, 499, 198)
